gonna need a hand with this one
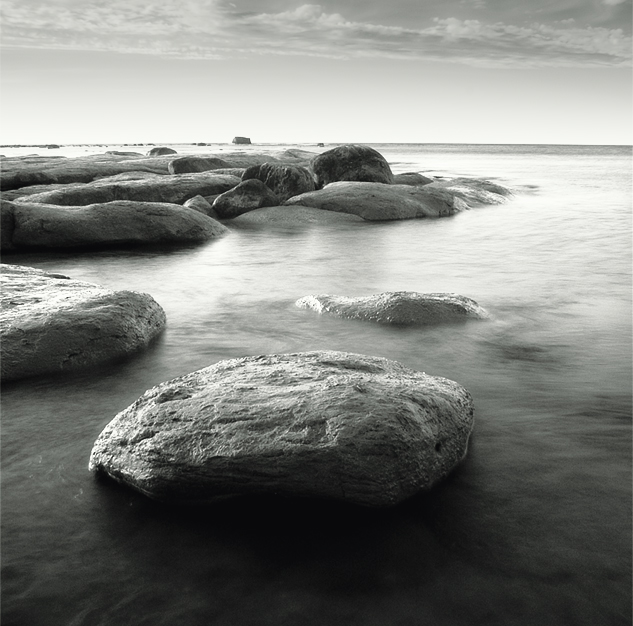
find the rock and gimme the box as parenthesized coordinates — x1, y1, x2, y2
(7, 200, 228, 250)
(212, 179, 279, 219)
(242, 162, 315, 203)
(425, 178, 512, 205)
(46, 144, 61, 149)
(168, 156, 230, 175)
(15, 172, 241, 206)
(317, 143, 325, 147)
(1, 200, 16, 251)
(147, 147, 177, 156)
(89, 350, 474, 507)
(311, 144, 394, 187)
(1, 265, 166, 382)
(231, 205, 363, 227)
(232, 137, 251, 145)
(106, 151, 144, 157)
(393, 172, 434, 186)
(285, 181, 465, 221)
(184, 195, 219, 219)
(296, 292, 489, 325)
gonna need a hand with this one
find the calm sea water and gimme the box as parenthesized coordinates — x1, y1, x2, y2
(2, 143, 631, 626)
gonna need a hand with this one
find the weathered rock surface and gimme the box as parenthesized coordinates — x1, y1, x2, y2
(15, 173, 241, 206)
(183, 195, 219, 219)
(242, 162, 315, 203)
(285, 181, 465, 221)
(296, 292, 489, 325)
(89, 350, 474, 506)
(311, 144, 394, 187)
(1, 200, 16, 251)
(393, 172, 434, 186)
(147, 147, 177, 156)
(168, 156, 230, 175)
(231, 205, 363, 227)
(212, 179, 279, 219)
(1, 265, 166, 381)
(6, 200, 228, 250)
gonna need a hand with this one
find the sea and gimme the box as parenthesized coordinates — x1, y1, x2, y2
(1, 143, 631, 626)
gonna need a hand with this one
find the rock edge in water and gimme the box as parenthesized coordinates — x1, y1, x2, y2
(89, 350, 474, 507)
(296, 292, 490, 325)
(1, 265, 166, 381)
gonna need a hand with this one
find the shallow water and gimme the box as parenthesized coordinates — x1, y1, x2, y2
(2, 143, 631, 626)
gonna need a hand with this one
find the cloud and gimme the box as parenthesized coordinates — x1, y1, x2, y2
(1, 1, 630, 67)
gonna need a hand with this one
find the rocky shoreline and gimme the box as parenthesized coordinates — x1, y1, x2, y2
(1, 144, 512, 506)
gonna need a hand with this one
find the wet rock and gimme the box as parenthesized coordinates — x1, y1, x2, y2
(296, 292, 489, 325)
(242, 162, 315, 203)
(393, 172, 434, 186)
(89, 350, 474, 507)
(184, 195, 219, 219)
(231, 205, 363, 227)
(147, 147, 177, 156)
(15, 173, 241, 206)
(168, 156, 230, 175)
(285, 181, 465, 221)
(311, 144, 394, 187)
(425, 178, 512, 205)
(1, 265, 166, 382)
(212, 179, 279, 219)
(8, 200, 228, 249)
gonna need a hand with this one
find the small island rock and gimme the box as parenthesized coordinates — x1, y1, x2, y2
(1, 265, 166, 381)
(146, 147, 177, 156)
(89, 350, 474, 507)
(296, 292, 489, 325)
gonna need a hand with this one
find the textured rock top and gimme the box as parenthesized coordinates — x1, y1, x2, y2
(89, 351, 474, 507)
(296, 292, 490, 325)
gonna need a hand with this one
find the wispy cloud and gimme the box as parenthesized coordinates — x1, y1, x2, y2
(1, 1, 630, 67)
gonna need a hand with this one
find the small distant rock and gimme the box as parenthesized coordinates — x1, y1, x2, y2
(212, 179, 279, 219)
(232, 137, 251, 145)
(89, 350, 475, 506)
(1, 265, 166, 381)
(311, 144, 394, 187)
(296, 292, 489, 325)
(242, 162, 315, 203)
(147, 147, 177, 157)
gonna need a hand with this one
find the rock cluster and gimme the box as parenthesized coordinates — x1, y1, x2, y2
(1, 265, 166, 381)
(89, 351, 475, 507)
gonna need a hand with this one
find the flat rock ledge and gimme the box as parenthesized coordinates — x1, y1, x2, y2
(1, 265, 166, 382)
(296, 292, 489, 325)
(89, 351, 474, 507)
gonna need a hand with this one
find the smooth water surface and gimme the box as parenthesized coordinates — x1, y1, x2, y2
(2, 144, 631, 626)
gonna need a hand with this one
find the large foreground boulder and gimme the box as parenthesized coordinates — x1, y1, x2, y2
(4, 200, 228, 250)
(14, 172, 241, 206)
(242, 162, 315, 202)
(311, 144, 394, 187)
(285, 181, 465, 220)
(296, 292, 489, 325)
(89, 351, 474, 507)
(1, 265, 166, 381)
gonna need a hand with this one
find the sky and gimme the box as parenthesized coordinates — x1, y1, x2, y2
(1, 0, 631, 145)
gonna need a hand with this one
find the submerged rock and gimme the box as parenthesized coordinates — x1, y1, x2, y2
(285, 181, 464, 221)
(242, 162, 315, 203)
(311, 144, 394, 187)
(296, 292, 489, 325)
(1, 265, 166, 381)
(231, 205, 363, 227)
(7, 200, 228, 250)
(89, 350, 474, 507)
(212, 179, 279, 219)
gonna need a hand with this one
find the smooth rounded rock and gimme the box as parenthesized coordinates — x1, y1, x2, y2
(212, 179, 279, 219)
(1, 265, 166, 381)
(8, 200, 228, 249)
(296, 292, 489, 325)
(242, 162, 315, 202)
(311, 144, 394, 187)
(168, 156, 230, 175)
(393, 172, 434, 186)
(89, 351, 474, 507)
(147, 147, 177, 156)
